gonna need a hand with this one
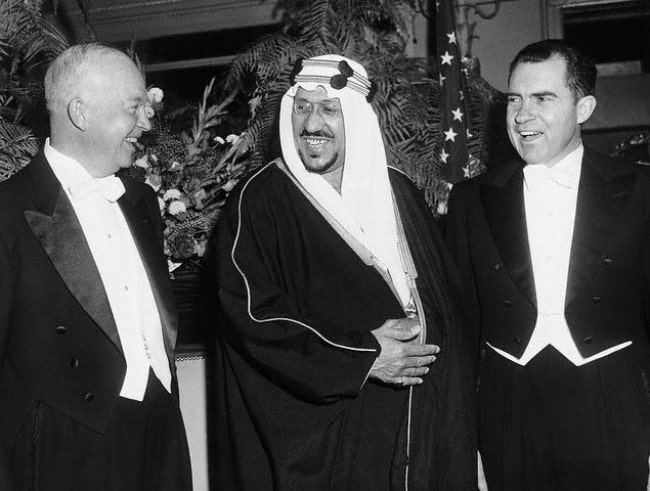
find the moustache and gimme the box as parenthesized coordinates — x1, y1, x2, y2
(300, 130, 334, 139)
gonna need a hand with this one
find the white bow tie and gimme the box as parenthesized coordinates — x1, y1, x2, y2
(68, 175, 126, 203)
(523, 164, 578, 191)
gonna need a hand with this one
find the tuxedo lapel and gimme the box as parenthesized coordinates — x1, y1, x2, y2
(119, 185, 178, 360)
(480, 160, 537, 306)
(24, 155, 123, 353)
(565, 150, 636, 306)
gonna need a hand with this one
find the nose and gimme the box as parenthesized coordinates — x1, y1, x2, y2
(514, 99, 535, 124)
(138, 105, 152, 132)
(303, 106, 324, 133)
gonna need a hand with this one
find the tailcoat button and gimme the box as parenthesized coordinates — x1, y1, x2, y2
(503, 299, 513, 308)
(583, 336, 594, 344)
(514, 336, 522, 345)
(592, 296, 602, 304)
(84, 392, 94, 402)
(603, 257, 612, 265)
(70, 358, 80, 368)
(56, 325, 66, 334)
(493, 263, 502, 270)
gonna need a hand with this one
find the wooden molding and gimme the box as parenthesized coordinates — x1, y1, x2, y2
(59, 0, 281, 42)
(550, 0, 641, 6)
(543, 0, 645, 39)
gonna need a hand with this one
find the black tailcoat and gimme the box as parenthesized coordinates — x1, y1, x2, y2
(0, 152, 181, 487)
(447, 147, 650, 363)
(446, 146, 650, 486)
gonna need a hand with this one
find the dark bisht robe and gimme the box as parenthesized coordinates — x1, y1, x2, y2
(209, 159, 476, 490)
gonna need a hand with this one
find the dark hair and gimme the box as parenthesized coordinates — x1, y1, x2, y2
(508, 39, 597, 100)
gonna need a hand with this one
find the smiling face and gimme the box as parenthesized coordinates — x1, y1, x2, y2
(291, 86, 345, 176)
(506, 55, 595, 167)
(82, 54, 152, 177)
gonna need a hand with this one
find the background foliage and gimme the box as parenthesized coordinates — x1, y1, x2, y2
(0, 0, 70, 180)
(0, 0, 509, 216)
(225, 0, 507, 208)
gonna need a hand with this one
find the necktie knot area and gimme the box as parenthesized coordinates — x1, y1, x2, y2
(68, 175, 126, 202)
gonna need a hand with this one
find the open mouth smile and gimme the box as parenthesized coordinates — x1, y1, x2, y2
(303, 137, 331, 149)
(125, 136, 143, 150)
(519, 131, 542, 141)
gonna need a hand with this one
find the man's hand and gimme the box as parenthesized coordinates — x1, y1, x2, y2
(369, 317, 440, 386)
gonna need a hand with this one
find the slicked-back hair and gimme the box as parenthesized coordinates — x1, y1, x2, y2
(44, 42, 127, 112)
(508, 39, 597, 101)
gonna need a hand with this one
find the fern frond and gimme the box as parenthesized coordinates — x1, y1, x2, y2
(222, 0, 503, 210)
(0, 120, 38, 182)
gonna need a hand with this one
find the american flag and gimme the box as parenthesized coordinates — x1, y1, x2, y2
(435, 0, 471, 184)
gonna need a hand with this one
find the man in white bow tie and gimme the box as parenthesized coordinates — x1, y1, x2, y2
(447, 39, 650, 490)
(0, 43, 192, 491)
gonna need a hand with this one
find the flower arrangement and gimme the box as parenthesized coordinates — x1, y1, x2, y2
(610, 131, 650, 166)
(129, 79, 253, 273)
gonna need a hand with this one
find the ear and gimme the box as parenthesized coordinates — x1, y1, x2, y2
(576, 95, 596, 125)
(67, 98, 88, 131)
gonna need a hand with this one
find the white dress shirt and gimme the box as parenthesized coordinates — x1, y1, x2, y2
(488, 145, 631, 366)
(45, 139, 171, 400)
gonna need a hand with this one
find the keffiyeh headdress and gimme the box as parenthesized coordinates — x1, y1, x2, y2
(279, 54, 411, 307)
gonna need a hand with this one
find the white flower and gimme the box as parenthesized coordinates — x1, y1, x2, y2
(226, 133, 239, 144)
(162, 189, 182, 201)
(436, 199, 448, 216)
(134, 155, 150, 169)
(222, 179, 237, 192)
(168, 200, 187, 215)
(145, 174, 162, 191)
(169, 161, 182, 171)
(214, 136, 226, 145)
(147, 87, 164, 104)
(193, 240, 207, 257)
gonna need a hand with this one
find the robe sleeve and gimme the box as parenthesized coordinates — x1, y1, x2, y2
(213, 180, 381, 405)
(446, 183, 482, 380)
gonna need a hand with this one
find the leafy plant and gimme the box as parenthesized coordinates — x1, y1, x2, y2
(224, 0, 503, 208)
(0, 0, 94, 182)
(0, 121, 39, 181)
(610, 131, 650, 166)
(125, 82, 253, 266)
(0, 0, 70, 180)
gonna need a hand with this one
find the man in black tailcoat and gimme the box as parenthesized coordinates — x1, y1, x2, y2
(0, 43, 192, 491)
(448, 39, 650, 490)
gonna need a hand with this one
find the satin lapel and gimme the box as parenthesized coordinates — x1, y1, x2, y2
(480, 165, 536, 306)
(24, 166, 122, 353)
(119, 187, 178, 358)
(565, 154, 635, 306)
